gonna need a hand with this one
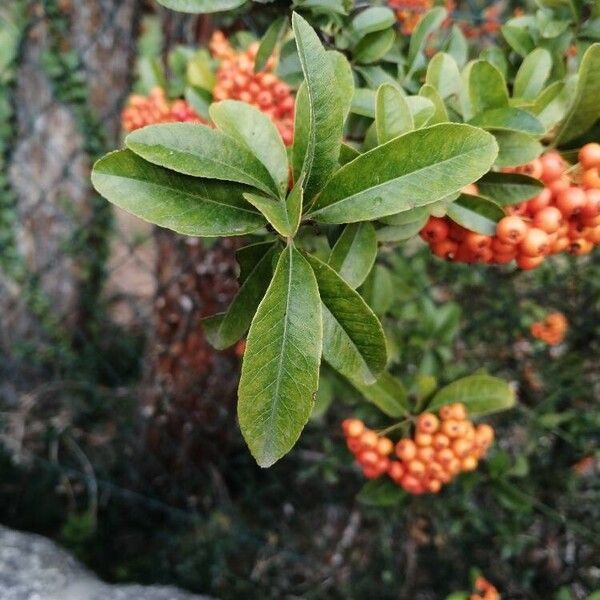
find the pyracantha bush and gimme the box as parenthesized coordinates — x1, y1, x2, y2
(94, 0, 598, 468)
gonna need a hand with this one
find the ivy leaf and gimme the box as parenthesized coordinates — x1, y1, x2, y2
(210, 100, 289, 198)
(155, 0, 246, 13)
(328, 222, 377, 289)
(91, 150, 265, 236)
(352, 372, 410, 417)
(491, 129, 543, 167)
(376, 84, 413, 144)
(307, 124, 498, 224)
(477, 172, 544, 206)
(126, 123, 280, 197)
(426, 52, 461, 98)
(428, 374, 515, 416)
(292, 12, 344, 201)
(203, 243, 279, 350)
(446, 194, 505, 236)
(306, 253, 387, 384)
(555, 43, 600, 144)
(469, 107, 545, 135)
(467, 60, 509, 117)
(254, 17, 287, 73)
(513, 48, 552, 100)
(238, 244, 322, 468)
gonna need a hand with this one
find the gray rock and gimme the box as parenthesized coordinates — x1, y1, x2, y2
(0, 526, 212, 600)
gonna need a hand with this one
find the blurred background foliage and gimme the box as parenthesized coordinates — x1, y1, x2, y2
(0, 1, 599, 599)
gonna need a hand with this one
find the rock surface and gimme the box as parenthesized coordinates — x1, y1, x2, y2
(0, 526, 211, 600)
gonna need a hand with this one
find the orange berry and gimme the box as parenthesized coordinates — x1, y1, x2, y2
(517, 158, 543, 179)
(579, 143, 600, 169)
(436, 448, 455, 465)
(376, 437, 394, 456)
(414, 432, 433, 447)
(416, 413, 440, 434)
(540, 151, 564, 182)
(439, 405, 454, 420)
(395, 438, 417, 461)
(347, 437, 362, 453)
(520, 227, 550, 257)
(388, 461, 405, 482)
(417, 446, 435, 463)
(461, 455, 478, 471)
(496, 216, 528, 245)
(342, 418, 365, 438)
(448, 402, 467, 420)
(360, 430, 378, 449)
(400, 474, 422, 493)
(407, 459, 426, 477)
(431, 239, 458, 260)
(582, 167, 600, 190)
(526, 187, 552, 214)
(475, 424, 495, 446)
(465, 231, 492, 253)
(532, 206, 563, 233)
(441, 419, 462, 438)
(581, 189, 600, 218)
(425, 478, 442, 493)
(569, 238, 593, 255)
(451, 438, 473, 458)
(516, 254, 544, 270)
(447, 457, 462, 474)
(556, 186, 587, 217)
(420, 217, 449, 243)
(358, 450, 379, 467)
(432, 433, 451, 450)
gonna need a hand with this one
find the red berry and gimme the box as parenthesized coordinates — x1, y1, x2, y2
(496, 216, 528, 244)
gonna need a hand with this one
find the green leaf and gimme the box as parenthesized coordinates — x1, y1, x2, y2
(530, 80, 573, 131)
(186, 49, 215, 90)
(502, 22, 535, 57)
(444, 24, 468, 68)
(407, 8, 447, 72)
(406, 96, 435, 128)
(286, 176, 304, 236)
(480, 47, 508, 78)
(555, 43, 600, 144)
(204, 243, 279, 350)
(426, 52, 461, 98)
(155, 0, 246, 13)
(428, 374, 515, 416)
(514, 48, 553, 100)
(376, 84, 413, 144)
(379, 206, 429, 225)
(354, 28, 395, 64)
(468, 107, 545, 135)
(184, 86, 211, 120)
(328, 50, 355, 122)
(238, 244, 322, 467)
(306, 254, 387, 383)
(477, 172, 544, 206)
(292, 83, 310, 183)
(126, 123, 279, 197)
(357, 479, 406, 506)
(350, 88, 377, 118)
(210, 100, 289, 197)
(376, 213, 428, 241)
(328, 222, 377, 289)
(244, 193, 297, 237)
(352, 372, 410, 417)
(446, 194, 505, 236)
(91, 150, 265, 237)
(468, 60, 509, 116)
(352, 6, 396, 37)
(292, 12, 344, 200)
(307, 124, 498, 224)
(340, 143, 361, 166)
(359, 264, 394, 316)
(255, 17, 287, 73)
(491, 129, 543, 167)
(419, 84, 450, 124)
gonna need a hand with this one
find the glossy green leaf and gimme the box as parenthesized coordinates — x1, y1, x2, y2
(468, 60, 509, 116)
(350, 88, 376, 118)
(307, 254, 387, 383)
(379, 205, 429, 226)
(428, 374, 515, 416)
(407, 8, 447, 72)
(501, 22, 535, 57)
(359, 264, 394, 316)
(406, 96, 435, 128)
(292, 13, 344, 200)
(477, 172, 544, 206)
(426, 52, 461, 98)
(444, 24, 468, 67)
(480, 47, 508, 78)
(307, 124, 498, 224)
(356, 65, 403, 90)
(328, 50, 355, 122)
(244, 193, 295, 237)
(126, 123, 279, 197)
(555, 43, 600, 144)
(186, 50, 215, 90)
(354, 28, 395, 64)
(204, 243, 279, 350)
(292, 82, 309, 183)
(531, 80, 573, 131)
(446, 194, 505, 235)
(238, 244, 322, 467)
(352, 6, 396, 36)
(210, 100, 289, 197)
(469, 107, 544, 135)
(255, 17, 287, 73)
(184, 86, 211, 120)
(419, 84, 449, 124)
(514, 48, 552, 100)
(376, 213, 428, 241)
(376, 84, 413, 143)
(91, 150, 265, 236)
(339, 143, 361, 166)
(155, 0, 246, 13)
(491, 129, 543, 167)
(328, 222, 377, 289)
(352, 372, 410, 417)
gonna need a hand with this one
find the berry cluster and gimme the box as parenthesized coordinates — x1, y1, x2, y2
(471, 576, 500, 600)
(210, 32, 295, 146)
(342, 403, 494, 495)
(388, 0, 434, 35)
(530, 311, 567, 346)
(420, 144, 600, 270)
(121, 87, 203, 132)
